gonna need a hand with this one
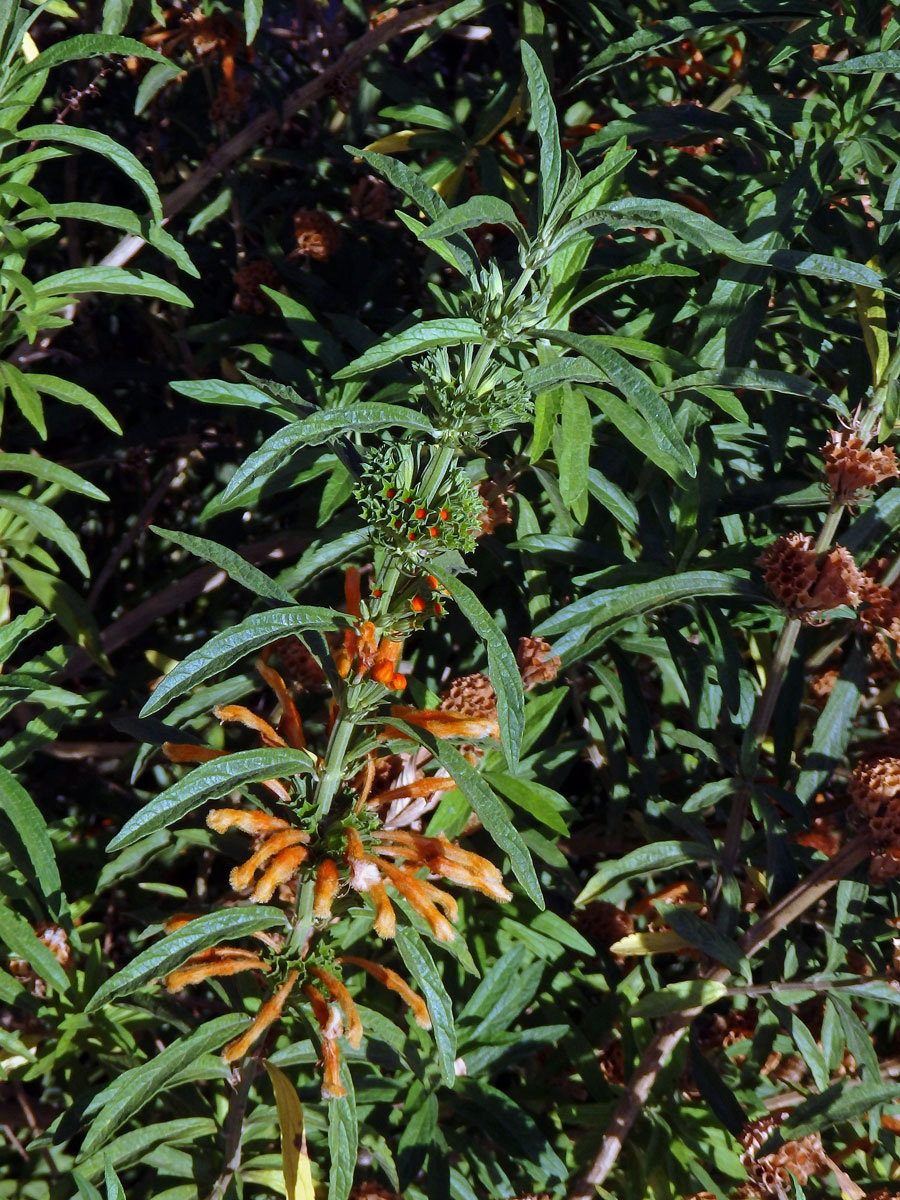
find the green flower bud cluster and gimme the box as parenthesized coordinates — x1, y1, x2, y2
(414, 346, 532, 443)
(465, 262, 549, 339)
(354, 444, 484, 564)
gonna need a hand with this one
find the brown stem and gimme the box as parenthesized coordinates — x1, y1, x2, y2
(567, 836, 869, 1198)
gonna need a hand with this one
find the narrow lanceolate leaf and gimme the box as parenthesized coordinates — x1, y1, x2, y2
(150, 527, 297, 605)
(107, 747, 315, 851)
(424, 196, 529, 247)
(389, 720, 543, 908)
(0, 492, 89, 576)
(334, 319, 484, 378)
(0, 452, 107, 500)
(0, 904, 69, 993)
(521, 41, 561, 219)
(140, 606, 341, 716)
(661, 907, 750, 979)
(663, 367, 846, 416)
(17, 127, 163, 224)
(19, 33, 170, 75)
(396, 926, 457, 1087)
(74, 1118, 217, 1183)
(535, 330, 695, 478)
(0, 606, 48, 661)
(536, 570, 761, 638)
(327, 1062, 357, 1200)
(429, 565, 524, 770)
(576, 840, 710, 905)
(630, 979, 728, 1018)
(32, 267, 191, 307)
(794, 646, 866, 804)
(265, 1063, 316, 1200)
(85, 906, 288, 1011)
(0, 764, 62, 906)
(81, 1014, 249, 1156)
(217, 405, 434, 511)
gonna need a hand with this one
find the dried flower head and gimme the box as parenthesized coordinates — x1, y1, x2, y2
(823, 430, 898, 502)
(809, 668, 839, 706)
(291, 209, 340, 261)
(759, 533, 862, 622)
(575, 900, 635, 950)
(739, 1114, 826, 1197)
(8, 922, 72, 996)
(848, 754, 900, 881)
(440, 673, 498, 721)
(517, 636, 561, 690)
(350, 175, 393, 222)
(233, 258, 279, 313)
(271, 636, 328, 690)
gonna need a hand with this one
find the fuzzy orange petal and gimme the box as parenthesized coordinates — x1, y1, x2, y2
(370, 881, 396, 938)
(386, 706, 500, 740)
(369, 777, 458, 807)
(313, 858, 340, 921)
(340, 956, 431, 1029)
(310, 966, 364, 1048)
(374, 857, 459, 921)
(163, 743, 227, 763)
(165, 953, 269, 992)
(213, 704, 286, 747)
(230, 829, 309, 893)
(250, 844, 309, 902)
(222, 970, 299, 1063)
(256, 658, 306, 750)
(207, 808, 290, 837)
(321, 1037, 346, 1099)
(430, 856, 512, 902)
(375, 860, 455, 940)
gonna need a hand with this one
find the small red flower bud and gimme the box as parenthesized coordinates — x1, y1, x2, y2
(390, 673, 407, 691)
(426, 574, 439, 589)
(372, 588, 382, 598)
(385, 488, 397, 499)
(411, 595, 426, 613)
(403, 495, 413, 504)
(393, 518, 403, 529)
(429, 527, 439, 537)
(434, 602, 443, 616)
(415, 507, 426, 519)
(439, 508, 449, 520)
(408, 532, 417, 542)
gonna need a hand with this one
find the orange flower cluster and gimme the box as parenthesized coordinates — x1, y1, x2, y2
(334, 566, 406, 689)
(644, 35, 741, 83)
(823, 430, 898, 503)
(207, 808, 310, 902)
(759, 533, 862, 622)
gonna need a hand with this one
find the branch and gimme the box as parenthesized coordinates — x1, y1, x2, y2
(567, 835, 870, 1199)
(11, 2, 450, 367)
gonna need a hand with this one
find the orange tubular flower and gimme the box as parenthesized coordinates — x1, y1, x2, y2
(222, 970, 300, 1063)
(207, 808, 289, 837)
(256, 658, 306, 750)
(370, 881, 396, 937)
(214, 704, 286, 747)
(373, 857, 459, 922)
(229, 829, 309, 892)
(344, 566, 362, 617)
(372, 859, 455, 941)
(340, 956, 431, 1029)
(385, 705, 500, 741)
(313, 858, 340, 921)
(368, 776, 458, 807)
(309, 966, 364, 1048)
(370, 638, 404, 686)
(304, 983, 347, 1099)
(250, 844, 309, 902)
(165, 951, 270, 992)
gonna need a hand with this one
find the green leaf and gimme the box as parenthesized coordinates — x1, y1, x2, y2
(783, 1080, 900, 1140)
(557, 389, 592, 511)
(0, 605, 48, 660)
(630, 979, 728, 1018)
(535, 330, 695, 479)
(139, 606, 342, 716)
(405, 0, 486, 60)
(389, 720, 543, 908)
(74, 1118, 217, 1183)
(216, 405, 434, 513)
(0, 491, 89, 576)
(0, 763, 61, 906)
(663, 367, 846, 416)
(576, 840, 709, 904)
(80, 1014, 249, 1156)
(20, 33, 168, 75)
(17, 127, 163, 224)
(794, 645, 866, 803)
(32, 266, 191, 307)
(0, 452, 106, 500)
(396, 926, 457, 1087)
(41, 202, 197, 276)
(327, 1061, 357, 1200)
(429, 565, 524, 770)
(107, 747, 315, 851)
(487, 773, 570, 834)
(661, 907, 750, 979)
(0, 903, 69, 993)
(244, 0, 262, 43)
(4, 561, 107, 665)
(85, 907, 288, 1011)
(334, 319, 484, 378)
(821, 52, 900, 73)
(521, 41, 560, 220)
(150, 527, 296, 605)
(536, 570, 761, 638)
(425, 196, 529, 248)
(26, 373, 120, 432)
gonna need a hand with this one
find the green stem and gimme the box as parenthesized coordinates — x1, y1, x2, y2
(314, 710, 355, 821)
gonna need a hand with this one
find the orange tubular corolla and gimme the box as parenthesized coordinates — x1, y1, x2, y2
(222, 970, 299, 1063)
(213, 704, 286, 747)
(165, 952, 270, 993)
(256, 657, 305, 749)
(340, 956, 431, 1029)
(385, 706, 500, 741)
(309, 966, 364, 1048)
(207, 808, 290, 836)
(249, 844, 309, 902)
(163, 743, 227, 764)
(370, 881, 396, 937)
(230, 829, 309, 893)
(313, 858, 340, 921)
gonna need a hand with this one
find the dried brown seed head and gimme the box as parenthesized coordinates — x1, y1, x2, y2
(439, 672, 498, 721)
(759, 534, 862, 621)
(517, 636, 561, 690)
(291, 209, 340, 261)
(823, 430, 898, 502)
(575, 900, 635, 950)
(233, 258, 279, 313)
(739, 1114, 826, 1196)
(272, 636, 328, 690)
